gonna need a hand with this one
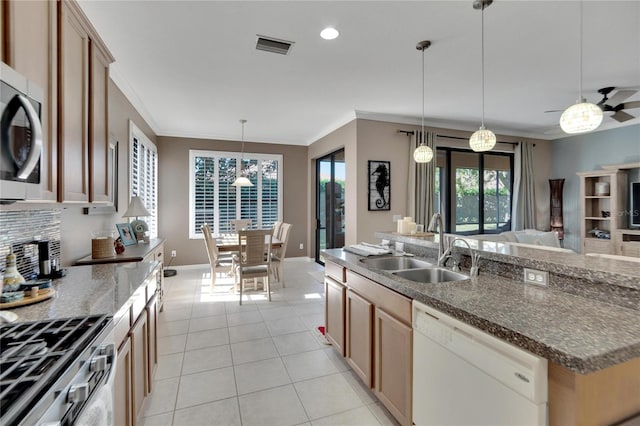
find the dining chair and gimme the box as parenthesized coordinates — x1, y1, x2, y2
(235, 229, 273, 305)
(270, 223, 292, 287)
(201, 224, 235, 289)
(231, 219, 252, 232)
(272, 221, 283, 239)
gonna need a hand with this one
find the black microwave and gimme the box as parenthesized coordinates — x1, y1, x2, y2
(0, 62, 44, 203)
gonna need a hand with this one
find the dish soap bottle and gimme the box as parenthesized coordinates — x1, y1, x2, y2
(3, 249, 25, 292)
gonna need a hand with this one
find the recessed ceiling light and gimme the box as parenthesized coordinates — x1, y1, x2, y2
(320, 27, 339, 40)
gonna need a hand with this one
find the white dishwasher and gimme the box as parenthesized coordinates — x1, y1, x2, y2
(412, 300, 548, 426)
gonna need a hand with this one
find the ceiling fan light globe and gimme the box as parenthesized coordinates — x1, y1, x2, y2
(559, 101, 603, 134)
(469, 127, 496, 152)
(413, 145, 434, 163)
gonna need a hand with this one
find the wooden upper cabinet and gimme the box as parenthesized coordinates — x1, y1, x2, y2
(58, 1, 89, 202)
(58, 0, 114, 203)
(3, 0, 58, 201)
(89, 43, 111, 202)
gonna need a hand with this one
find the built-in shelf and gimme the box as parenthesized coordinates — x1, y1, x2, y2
(578, 169, 627, 256)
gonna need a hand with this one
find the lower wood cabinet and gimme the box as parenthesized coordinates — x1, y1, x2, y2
(146, 294, 158, 393)
(112, 266, 160, 426)
(374, 307, 412, 426)
(113, 336, 133, 426)
(324, 277, 346, 355)
(325, 266, 413, 426)
(346, 288, 373, 387)
(131, 309, 149, 422)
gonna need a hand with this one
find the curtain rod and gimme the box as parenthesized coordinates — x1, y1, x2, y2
(397, 130, 533, 146)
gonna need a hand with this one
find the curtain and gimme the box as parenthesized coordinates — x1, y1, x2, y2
(407, 131, 436, 227)
(512, 141, 537, 230)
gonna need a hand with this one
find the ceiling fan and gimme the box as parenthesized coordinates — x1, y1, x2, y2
(545, 86, 640, 122)
(595, 87, 639, 122)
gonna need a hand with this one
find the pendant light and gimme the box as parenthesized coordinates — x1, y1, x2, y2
(413, 40, 434, 163)
(469, 0, 496, 153)
(231, 119, 253, 187)
(559, 0, 603, 134)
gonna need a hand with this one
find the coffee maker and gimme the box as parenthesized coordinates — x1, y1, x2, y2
(28, 240, 65, 279)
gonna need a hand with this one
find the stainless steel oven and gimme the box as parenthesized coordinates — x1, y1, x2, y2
(0, 62, 44, 203)
(0, 315, 116, 426)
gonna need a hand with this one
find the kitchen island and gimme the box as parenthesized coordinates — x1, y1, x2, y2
(323, 234, 640, 426)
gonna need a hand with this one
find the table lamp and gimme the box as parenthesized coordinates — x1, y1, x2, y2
(122, 196, 151, 242)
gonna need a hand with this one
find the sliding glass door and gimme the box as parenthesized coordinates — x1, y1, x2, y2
(438, 148, 513, 234)
(316, 149, 345, 264)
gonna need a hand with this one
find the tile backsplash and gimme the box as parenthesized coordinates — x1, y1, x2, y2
(0, 209, 61, 279)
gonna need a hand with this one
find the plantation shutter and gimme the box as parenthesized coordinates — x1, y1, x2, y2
(130, 123, 158, 238)
(189, 151, 282, 238)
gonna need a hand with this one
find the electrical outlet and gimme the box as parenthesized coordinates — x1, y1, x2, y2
(392, 215, 402, 223)
(299, 243, 304, 250)
(523, 268, 548, 286)
(171, 250, 177, 258)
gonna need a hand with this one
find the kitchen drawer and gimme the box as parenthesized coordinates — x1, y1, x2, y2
(113, 304, 132, 348)
(130, 287, 146, 325)
(146, 274, 158, 303)
(346, 270, 411, 325)
(325, 260, 346, 283)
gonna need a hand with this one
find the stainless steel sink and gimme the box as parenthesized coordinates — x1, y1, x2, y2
(360, 256, 433, 271)
(392, 268, 469, 283)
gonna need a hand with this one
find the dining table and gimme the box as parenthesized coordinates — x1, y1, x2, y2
(215, 233, 283, 252)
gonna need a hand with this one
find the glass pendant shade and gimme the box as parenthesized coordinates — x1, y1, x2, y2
(469, 126, 496, 152)
(231, 176, 252, 187)
(559, 99, 603, 134)
(231, 119, 254, 187)
(413, 145, 434, 163)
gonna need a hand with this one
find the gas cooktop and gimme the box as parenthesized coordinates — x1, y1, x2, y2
(0, 314, 112, 425)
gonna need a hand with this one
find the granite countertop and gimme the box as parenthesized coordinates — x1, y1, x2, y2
(375, 231, 640, 290)
(3, 261, 159, 323)
(323, 248, 640, 374)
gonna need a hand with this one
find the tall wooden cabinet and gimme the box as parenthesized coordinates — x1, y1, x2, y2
(58, 0, 114, 203)
(578, 170, 627, 254)
(2, 0, 58, 201)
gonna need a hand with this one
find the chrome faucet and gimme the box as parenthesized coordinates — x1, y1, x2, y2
(427, 213, 445, 266)
(439, 237, 481, 277)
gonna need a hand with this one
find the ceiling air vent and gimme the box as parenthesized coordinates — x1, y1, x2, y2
(256, 35, 294, 55)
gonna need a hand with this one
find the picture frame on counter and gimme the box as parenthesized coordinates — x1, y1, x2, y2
(368, 160, 391, 211)
(116, 223, 137, 246)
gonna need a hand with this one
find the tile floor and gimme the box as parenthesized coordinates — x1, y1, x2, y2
(141, 259, 399, 426)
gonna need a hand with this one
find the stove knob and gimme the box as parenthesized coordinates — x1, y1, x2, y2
(67, 383, 89, 404)
(90, 355, 108, 372)
(99, 343, 115, 357)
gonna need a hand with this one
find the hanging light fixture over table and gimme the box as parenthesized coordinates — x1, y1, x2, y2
(469, 0, 496, 153)
(559, 0, 603, 134)
(231, 119, 254, 187)
(413, 40, 434, 163)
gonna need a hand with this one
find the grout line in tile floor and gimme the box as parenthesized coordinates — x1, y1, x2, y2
(141, 260, 399, 426)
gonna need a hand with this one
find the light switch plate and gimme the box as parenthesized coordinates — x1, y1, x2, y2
(523, 268, 548, 286)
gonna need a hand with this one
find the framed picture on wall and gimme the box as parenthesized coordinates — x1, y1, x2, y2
(368, 160, 391, 211)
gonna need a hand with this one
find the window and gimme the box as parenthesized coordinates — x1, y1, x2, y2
(189, 150, 283, 238)
(129, 121, 158, 238)
(437, 148, 513, 234)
